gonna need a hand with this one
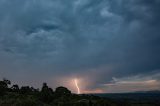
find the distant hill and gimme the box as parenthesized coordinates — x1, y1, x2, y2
(94, 91, 160, 106)
(134, 90, 160, 93)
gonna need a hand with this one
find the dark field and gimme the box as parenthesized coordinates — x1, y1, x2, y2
(94, 92, 160, 106)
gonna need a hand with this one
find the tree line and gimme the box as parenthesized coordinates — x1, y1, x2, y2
(0, 78, 72, 104)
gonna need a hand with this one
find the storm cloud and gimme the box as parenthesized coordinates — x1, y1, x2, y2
(0, 0, 160, 93)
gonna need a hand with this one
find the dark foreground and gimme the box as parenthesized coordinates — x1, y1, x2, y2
(95, 92, 160, 106)
(0, 79, 160, 106)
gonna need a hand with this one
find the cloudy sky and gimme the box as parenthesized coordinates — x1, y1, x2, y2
(0, 0, 160, 93)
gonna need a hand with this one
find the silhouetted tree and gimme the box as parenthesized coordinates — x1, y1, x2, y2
(20, 86, 32, 94)
(55, 86, 71, 97)
(0, 81, 7, 96)
(0, 78, 11, 96)
(11, 84, 19, 92)
(3, 78, 11, 85)
(40, 83, 54, 103)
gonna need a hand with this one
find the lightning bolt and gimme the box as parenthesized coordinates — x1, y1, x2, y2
(74, 79, 80, 94)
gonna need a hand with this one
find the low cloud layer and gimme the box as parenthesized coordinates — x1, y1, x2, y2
(101, 71, 160, 93)
(0, 0, 160, 93)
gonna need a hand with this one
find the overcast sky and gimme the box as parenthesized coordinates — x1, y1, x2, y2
(0, 0, 160, 93)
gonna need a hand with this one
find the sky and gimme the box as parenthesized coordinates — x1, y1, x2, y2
(0, 0, 160, 93)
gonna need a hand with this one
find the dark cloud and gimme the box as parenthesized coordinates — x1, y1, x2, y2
(0, 0, 160, 92)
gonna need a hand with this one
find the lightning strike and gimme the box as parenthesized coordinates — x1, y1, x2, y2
(74, 79, 80, 94)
